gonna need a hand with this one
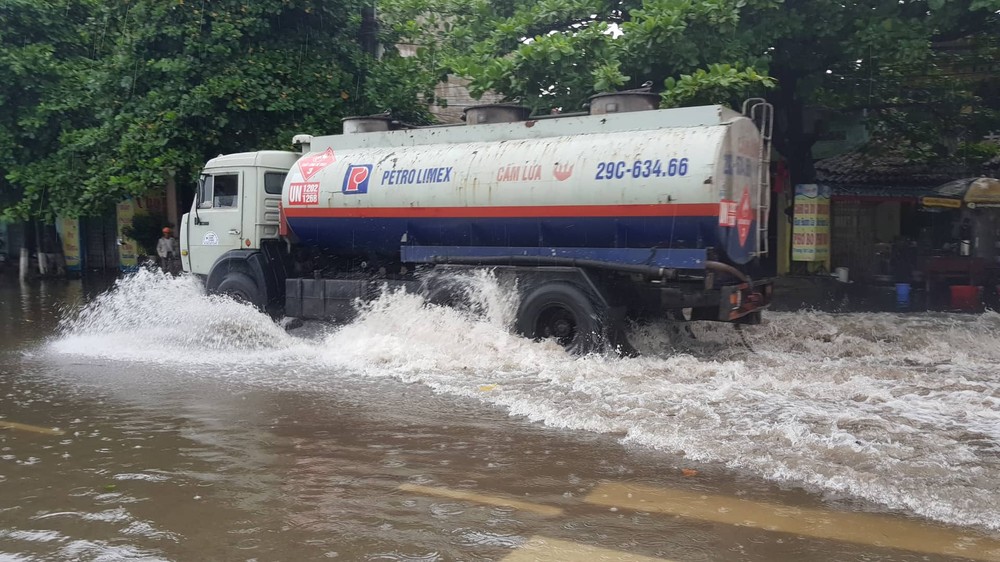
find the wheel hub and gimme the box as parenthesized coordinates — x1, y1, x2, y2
(539, 307, 577, 343)
(551, 318, 573, 338)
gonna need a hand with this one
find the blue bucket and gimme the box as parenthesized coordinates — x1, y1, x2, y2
(895, 283, 911, 308)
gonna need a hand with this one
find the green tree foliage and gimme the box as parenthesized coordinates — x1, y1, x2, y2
(383, 0, 779, 112)
(1, 0, 430, 221)
(761, 0, 1000, 179)
(383, 0, 1000, 182)
(0, 0, 100, 219)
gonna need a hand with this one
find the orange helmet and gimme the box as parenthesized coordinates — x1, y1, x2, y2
(162, 227, 172, 234)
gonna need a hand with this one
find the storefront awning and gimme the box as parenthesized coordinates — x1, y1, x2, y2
(827, 184, 938, 201)
(923, 177, 1000, 209)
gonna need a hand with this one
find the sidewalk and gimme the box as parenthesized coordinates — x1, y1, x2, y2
(770, 275, 955, 313)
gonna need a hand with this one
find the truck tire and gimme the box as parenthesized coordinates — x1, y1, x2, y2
(424, 283, 484, 317)
(424, 283, 464, 307)
(217, 272, 263, 309)
(516, 283, 603, 355)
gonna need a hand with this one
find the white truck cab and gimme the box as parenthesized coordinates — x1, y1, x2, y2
(181, 151, 298, 275)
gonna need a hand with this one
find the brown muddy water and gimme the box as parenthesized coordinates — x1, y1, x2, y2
(1, 270, 999, 561)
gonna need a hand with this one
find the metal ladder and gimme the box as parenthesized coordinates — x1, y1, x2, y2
(742, 98, 773, 257)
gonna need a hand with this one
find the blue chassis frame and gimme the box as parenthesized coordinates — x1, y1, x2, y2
(400, 245, 708, 269)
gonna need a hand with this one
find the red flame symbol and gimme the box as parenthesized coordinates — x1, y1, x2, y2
(553, 163, 574, 181)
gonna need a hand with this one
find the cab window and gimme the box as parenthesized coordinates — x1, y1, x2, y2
(264, 172, 286, 195)
(197, 173, 240, 209)
(213, 174, 239, 208)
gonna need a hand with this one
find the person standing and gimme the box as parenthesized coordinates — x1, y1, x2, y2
(157, 227, 179, 273)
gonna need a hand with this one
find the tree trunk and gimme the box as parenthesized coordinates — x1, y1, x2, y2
(770, 69, 822, 275)
(35, 221, 48, 276)
(50, 224, 66, 277)
(771, 70, 817, 187)
(19, 247, 28, 282)
(54, 249, 67, 277)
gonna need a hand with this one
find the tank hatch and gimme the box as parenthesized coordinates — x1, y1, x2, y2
(342, 114, 396, 134)
(588, 91, 661, 115)
(463, 104, 532, 125)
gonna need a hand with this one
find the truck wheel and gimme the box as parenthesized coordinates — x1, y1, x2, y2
(425, 284, 467, 308)
(217, 272, 263, 309)
(516, 283, 603, 355)
(424, 283, 486, 317)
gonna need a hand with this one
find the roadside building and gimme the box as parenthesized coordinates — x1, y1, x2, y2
(813, 151, 1000, 309)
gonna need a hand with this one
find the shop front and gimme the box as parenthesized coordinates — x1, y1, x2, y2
(915, 177, 1000, 310)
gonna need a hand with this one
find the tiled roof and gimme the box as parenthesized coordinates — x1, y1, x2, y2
(815, 152, 974, 188)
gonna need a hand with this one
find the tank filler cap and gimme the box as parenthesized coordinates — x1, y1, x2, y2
(342, 114, 395, 134)
(463, 104, 532, 125)
(292, 134, 313, 153)
(588, 91, 660, 115)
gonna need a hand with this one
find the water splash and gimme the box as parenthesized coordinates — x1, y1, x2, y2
(53, 268, 305, 364)
(48, 270, 1000, 532)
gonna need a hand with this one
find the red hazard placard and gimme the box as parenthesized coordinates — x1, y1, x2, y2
(288, 182, 320, 205)
(297, 147, 336, 181)
(736, 187, 753, 247)
(718, 199, 736, 227)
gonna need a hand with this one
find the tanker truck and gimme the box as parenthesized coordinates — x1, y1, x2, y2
(180, 94, 774, 354)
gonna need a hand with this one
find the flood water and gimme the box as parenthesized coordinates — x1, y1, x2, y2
(1, 270, 999, 561)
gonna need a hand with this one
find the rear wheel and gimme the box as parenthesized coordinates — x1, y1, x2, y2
(516, 283, 604, 355)
(216, 272, 263, 309)
(424, 284, 479, 315)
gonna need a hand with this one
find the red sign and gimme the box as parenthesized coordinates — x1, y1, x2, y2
(718, 199, 736, 227)
(736, 187, 753, 246)
(288, 182, 320, 205)
(343, 165, 372, 194)
(298, 148, 336, 181)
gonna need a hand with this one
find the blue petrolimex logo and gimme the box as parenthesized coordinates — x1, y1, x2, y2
(343, 164, 372, 194)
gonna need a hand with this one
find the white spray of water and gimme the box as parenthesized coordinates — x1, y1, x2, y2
(53, 268, 312, 365)
(52, 270, 1000, 532)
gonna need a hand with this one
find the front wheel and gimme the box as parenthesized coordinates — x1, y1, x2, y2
(515, 283, 604, 355)
(216, 272, 264, 309)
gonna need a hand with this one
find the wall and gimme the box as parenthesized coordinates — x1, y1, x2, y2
(831, 199, 909, 282)
(874, 201, 901, 243)
(397, 43, 504, 125)
(82, 215, 119, 270)
(832, 200, 879, 281)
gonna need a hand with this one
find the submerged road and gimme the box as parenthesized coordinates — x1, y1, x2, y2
(1, 272, 998, 561)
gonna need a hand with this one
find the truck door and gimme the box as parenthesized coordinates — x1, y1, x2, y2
(186, 170, 245, 275)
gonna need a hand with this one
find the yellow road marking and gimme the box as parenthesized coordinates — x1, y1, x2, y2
(585, 483, 1000, 561)
(398, 483, 563, 517)
(504, 536, 675, 562)
(0, 421, 64, 436)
